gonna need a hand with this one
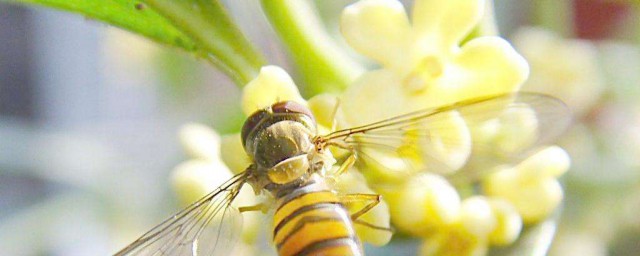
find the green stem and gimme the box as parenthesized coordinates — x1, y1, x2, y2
(261, 0, 364, 97)
(635, 4, 640, 44)
(145, 0, 266, 86)
(533, 0, 573, 36)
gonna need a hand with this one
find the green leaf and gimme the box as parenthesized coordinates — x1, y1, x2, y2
(145, 0, 266, 86)
(7, 0, 267, 86)
(261, 0, 364, 97)
(5, 0, 197, 51)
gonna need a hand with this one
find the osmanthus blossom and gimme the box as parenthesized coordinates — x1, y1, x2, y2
(170, 123, 259, 256)
(203, 66, 393, 247)
(333, 0, 571, 255)
(482, 146, 570, 224)
(339, 0, 529, 124)
(512, 27, 605, 116)
(174, 0, 571, 255)
(338, 0, 529, 177)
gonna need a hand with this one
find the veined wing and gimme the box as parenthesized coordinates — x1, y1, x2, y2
(114, 172, 248, 256)
(318, 93, 571, 185)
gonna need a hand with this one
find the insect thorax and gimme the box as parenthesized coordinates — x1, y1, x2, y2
(242, 101, 322, 191)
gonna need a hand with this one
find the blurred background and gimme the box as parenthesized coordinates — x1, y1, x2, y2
(0, 0, 638, 255)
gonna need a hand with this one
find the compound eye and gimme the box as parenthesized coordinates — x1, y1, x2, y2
(271, 101, 315, 121)
(241, 109, 269, 149)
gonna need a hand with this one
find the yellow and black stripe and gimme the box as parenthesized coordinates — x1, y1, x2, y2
(272, 176, 362, 256)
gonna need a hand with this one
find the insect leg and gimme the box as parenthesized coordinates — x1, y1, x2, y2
(238, 203, 268, 213)
(335, 153, 357, 176)
(339, 193, 380, 220)
(353, 219, 394, 232)
(339, 193, 393, 232)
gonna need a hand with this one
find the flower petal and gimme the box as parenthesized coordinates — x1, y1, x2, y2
(171, 159, 232, 206)
(445, 37, 528, 100)
(492, 105, 539, 155)
(412, 0, 484, 49)
(241, 66, 306, 115)
(459, 196, 496, 237)
(483, 164, 565, 224)
(171, 159, 260, 244)
(178, 123, 221, 160)
(307, 93, 347, 134)
(421, 111, 472, 174)
(343, 38, 528, 118)
(341, 0, 411, 66)
(516, 146, 571, 179)
(420, 223, 488, 256)
(386, 174, 461, 236)
(340, 70, 407, 126)
(488, 199, 522, 246)
(220, 133, 252, 174)
(513, 27, 604, 115)
(341, 70, 472, 174)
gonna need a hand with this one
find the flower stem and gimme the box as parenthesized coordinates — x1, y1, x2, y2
(260, 0, 364, 96)
(533, 0, 573, 36)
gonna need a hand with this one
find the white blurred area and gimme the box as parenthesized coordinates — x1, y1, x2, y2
(0, 4, 246, 255)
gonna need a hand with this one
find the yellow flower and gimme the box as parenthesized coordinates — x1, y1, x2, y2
(419, 196, 522, 256)
(482, 146, 570, 223)
(240, 65, 307, 116)
(324, 1, 574, 253)
(336, 0, 535, 240)
(171, 123, 260, 244)
(173, 123, 232, 204)
(221, 65, 311, 173)
(487, 199, 522, 246)
(420, 221, 488, 256)
(340, 0, 528, 125)
(220, 133, 252, 174)
(458, 196, 497, 238)
(221, 65, 392, 246)
(384, 173, 461, 236)
(338, 0, 529, 177)
(513, 27, 604, 115)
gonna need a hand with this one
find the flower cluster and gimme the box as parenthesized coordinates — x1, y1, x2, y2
(174, 66, 393, 247)
(336, 0, 570, 254)
(512, 27, 604, 116)
(171, 123, 259, 256)
(173, 0, 572, 255)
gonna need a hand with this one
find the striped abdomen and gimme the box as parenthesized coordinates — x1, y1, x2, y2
(272, 178, 362, 256)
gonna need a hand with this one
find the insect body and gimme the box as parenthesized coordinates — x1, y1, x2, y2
(114, 93, 571, 256)
(242, 101, 363, 256)
(271, 175, 361, 256)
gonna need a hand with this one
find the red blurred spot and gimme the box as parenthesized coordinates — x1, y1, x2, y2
(574, 0, 631, 40)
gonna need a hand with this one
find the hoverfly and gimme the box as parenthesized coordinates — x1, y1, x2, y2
(114, 93, 570, 256)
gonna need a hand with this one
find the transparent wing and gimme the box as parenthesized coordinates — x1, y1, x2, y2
(114, 172, 248, 256)
(318, 93, 571, 185)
